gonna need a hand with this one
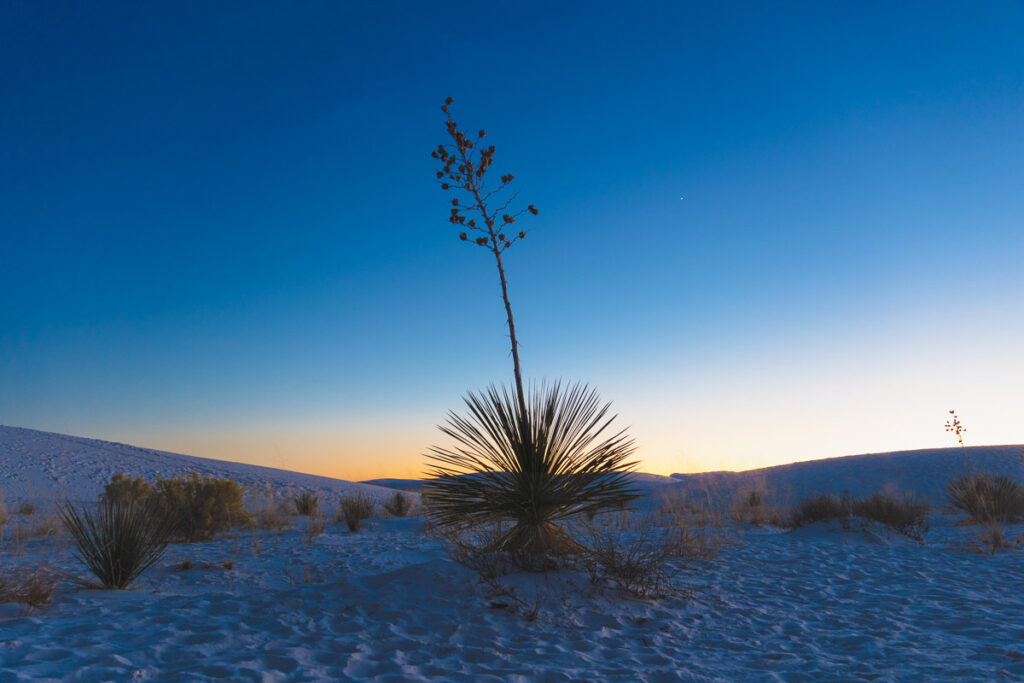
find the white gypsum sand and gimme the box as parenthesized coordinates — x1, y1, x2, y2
(1, 426, 1023, 681)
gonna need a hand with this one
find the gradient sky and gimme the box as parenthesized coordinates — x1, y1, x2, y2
(2, 1, 1023, 480)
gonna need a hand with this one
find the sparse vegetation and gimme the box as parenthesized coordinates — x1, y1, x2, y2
(305, 512, 326, 542)
(788, 492, 930, 540)
(731, 488, 783, 526)
(292, 492, 319, 517)
(788, 493, 851, 528)
(0, 566, 57, 610)
(948, 472, 1024, 524)
(852, 493, 929, 541)
(60, 499, 173, 589)
(383, 491, 411, 517)
(15, 501, 36, 515)
(0, 495, 9, 528)
(339, 493, 374, 532)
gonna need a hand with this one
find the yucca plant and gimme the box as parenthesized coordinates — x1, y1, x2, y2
(59, 499, 173, 589)
(948, 472, 1024, 524)
(424, 381, 641, 556)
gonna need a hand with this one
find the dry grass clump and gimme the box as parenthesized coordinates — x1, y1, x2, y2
(60, 499, 174, 589)
(383, 491, 412, 517)
(852, 493, 930, 541)
(339, 493, 374, 532)
(948, 473, 1024, 525)
(305, 512, 326, 543)
(246, 485, 292, 532)
(15, 501, 36, 516)
(788, 494, 852, 528)
(788, 492, 930, 541)
(0, 566, 57, 610)
(292, 492, 320, 517)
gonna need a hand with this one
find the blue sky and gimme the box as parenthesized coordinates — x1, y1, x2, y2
(2, 1, 1023, 479)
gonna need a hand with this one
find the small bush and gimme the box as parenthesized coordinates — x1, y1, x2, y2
(152, 473, 250, 542)
(292, 492, 319, 516)
(339, 493, 374, 532)
(15, 501, 36, 515)
(60, 499, 173, 589)
(788, 494, 851, 528)
(102, 473, 152, 506)
(852, 493, 930, 540)
(0, 567, 57, 609)
(0, 496, 9, 527)
(578, 513, 685, 598)
(383, 491, 411, 517)
(948, 472, 1024, 524)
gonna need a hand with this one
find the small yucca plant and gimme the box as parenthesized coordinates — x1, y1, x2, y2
(292, 492, 319, 517)
(339, 493, 374, 532)
(948, 473, 1024, 524)
(60, 499, 174, 589)
(383, 491, 412, 517)
(424, 381, 641, 557)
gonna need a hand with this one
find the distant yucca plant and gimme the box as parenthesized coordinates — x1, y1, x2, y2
(292, 492, 320, 517)
(948, 472, 1024, 524)
(424, 381, 641, 556)
(59, 499, 173, 589)
(339, 493, 374, 532)
(383, 491, 412, 518)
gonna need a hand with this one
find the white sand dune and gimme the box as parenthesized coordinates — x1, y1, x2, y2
(2, 428, 1023, 680)
(664, 446, 1024, 511)
(0, 426, 399, 508)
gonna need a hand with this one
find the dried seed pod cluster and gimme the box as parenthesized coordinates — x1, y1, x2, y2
(431, 98, 537, 253)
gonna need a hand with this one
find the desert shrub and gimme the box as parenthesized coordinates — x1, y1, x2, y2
(15, 501, 36, 515)
(339, 493, 374, 532)
(292, 492, 319, 516)
(788, 494, 851, 528)
(59, 499, 173, 589)
(576, 512, 690, 598)
(151, 473, 250, 542)
(383, 491, 411, 517)
(102, 473, 152, 505)
(948, 472, 1024, 524)
(424, 382, 641, 558)
(0, 496, 8, 527)
(852, 493, 930, 540)
(0, 567, 57, 609)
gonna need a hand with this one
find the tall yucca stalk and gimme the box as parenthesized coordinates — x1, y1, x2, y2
(432, 97, 537, 416)
(60, 499, 173, 589)
(425, 381, 641, 555)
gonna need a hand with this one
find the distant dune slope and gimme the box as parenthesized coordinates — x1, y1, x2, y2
(0, 425, 402, 506)
(665, 446, 1024, 511)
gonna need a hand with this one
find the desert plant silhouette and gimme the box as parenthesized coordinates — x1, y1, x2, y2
(426, 381, 639, 556)
(423, 99, 640, 556)
(60, 499, 173, 589)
